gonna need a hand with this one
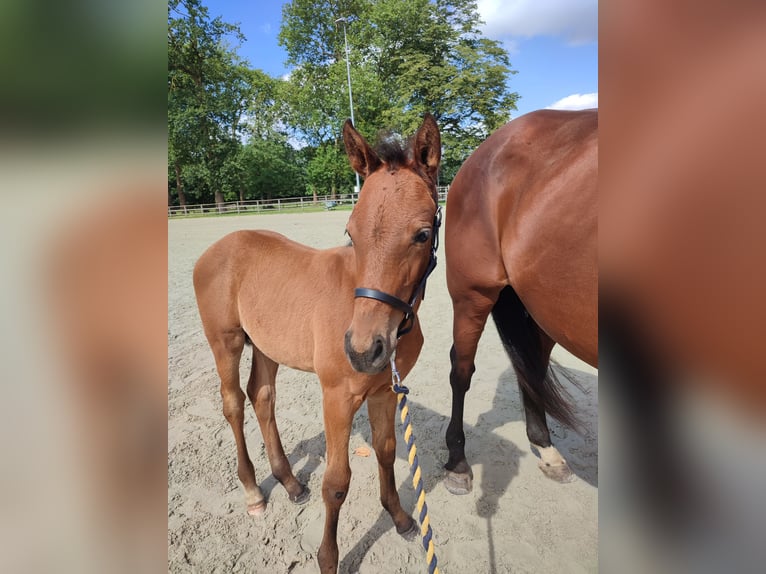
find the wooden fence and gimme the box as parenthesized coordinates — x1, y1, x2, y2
(168, 187, 449, 218)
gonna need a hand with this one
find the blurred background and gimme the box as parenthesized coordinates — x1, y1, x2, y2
(0, 0, 764, 572)
(0, 1, 166, 572)
(600, 0, 766, 572)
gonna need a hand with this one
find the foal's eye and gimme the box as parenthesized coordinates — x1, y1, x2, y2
(414, 229, 431, 244)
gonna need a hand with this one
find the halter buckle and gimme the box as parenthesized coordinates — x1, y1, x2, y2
(390, 354, 409, 394)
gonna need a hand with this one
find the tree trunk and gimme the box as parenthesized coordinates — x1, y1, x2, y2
(174, 161, 187, 207)
(331, 183, 336, 201)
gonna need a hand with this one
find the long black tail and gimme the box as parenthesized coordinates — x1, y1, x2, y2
(491, 285, 579, 429)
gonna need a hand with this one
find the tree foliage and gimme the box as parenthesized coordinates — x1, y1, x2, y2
(279, 0, 518, 182)
(168, 0, 518, 205)
(168, 0, 250, 204)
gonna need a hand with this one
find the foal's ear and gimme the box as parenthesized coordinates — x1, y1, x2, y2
(342, 119, 381, 178)
(412, 113, 441, 184)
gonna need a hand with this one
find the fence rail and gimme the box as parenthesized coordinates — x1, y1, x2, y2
(168, 187, 449, 218)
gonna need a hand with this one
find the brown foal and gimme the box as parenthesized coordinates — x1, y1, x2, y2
(193, 115, 442, 573)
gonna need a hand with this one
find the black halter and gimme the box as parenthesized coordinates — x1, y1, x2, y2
(354, 206, 442, 338)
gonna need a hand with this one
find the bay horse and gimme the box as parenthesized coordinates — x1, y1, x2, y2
(193, 115, 442, 573)
(443, 109, 598, 494)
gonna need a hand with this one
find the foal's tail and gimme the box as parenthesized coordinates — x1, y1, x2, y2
(491, 285, 580, 429)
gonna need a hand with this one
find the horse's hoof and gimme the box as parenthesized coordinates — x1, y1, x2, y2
(444, 470, 473, 495)
(538, 460, 575, 483)
(397, 517, 418, 542)
(290, 485, 311, 505)
(247, 500, 266, 516)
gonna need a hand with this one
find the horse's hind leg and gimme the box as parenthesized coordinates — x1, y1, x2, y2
(523, 403, 574, 483)
(211, 330, 266, 515)
(491, 285, 576, 483)
(247, 347, 308, 504)
(517, 352, 575, 483)
(444, 289, 498, 495)
(367, 386, 417, 539)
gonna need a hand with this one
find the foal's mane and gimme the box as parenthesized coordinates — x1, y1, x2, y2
(373, 130, 436, 201)
(374, 131, 411, 170)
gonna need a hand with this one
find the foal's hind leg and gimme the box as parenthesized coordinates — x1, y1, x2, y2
(246, 347, 308, 504)
(444, 289, 499, 495)
(211, 330, 266, 516)
(367, 386, 417, 539)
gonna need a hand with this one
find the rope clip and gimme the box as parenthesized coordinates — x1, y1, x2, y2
(390, 355, 409, 395)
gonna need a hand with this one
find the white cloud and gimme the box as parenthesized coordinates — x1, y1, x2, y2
(546, 92, 598, 110)
(477, 0, 597, 44)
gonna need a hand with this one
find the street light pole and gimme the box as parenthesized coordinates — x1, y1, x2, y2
(335, 17, 361, 195)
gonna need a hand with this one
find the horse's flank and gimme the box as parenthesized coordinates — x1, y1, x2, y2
(447, 109, 598, 365)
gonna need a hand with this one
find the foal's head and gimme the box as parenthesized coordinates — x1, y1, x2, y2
(342, 115, 441, 374)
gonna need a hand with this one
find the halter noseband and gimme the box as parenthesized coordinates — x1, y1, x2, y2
(354, 206, 442, 338)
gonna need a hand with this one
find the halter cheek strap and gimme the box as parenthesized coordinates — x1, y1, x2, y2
(354, 206, 442, 338)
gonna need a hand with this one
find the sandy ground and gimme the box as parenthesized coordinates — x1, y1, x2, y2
(168, 210, 598, 573)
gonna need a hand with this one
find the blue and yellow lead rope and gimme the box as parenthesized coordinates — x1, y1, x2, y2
(391, 357, 439, 574)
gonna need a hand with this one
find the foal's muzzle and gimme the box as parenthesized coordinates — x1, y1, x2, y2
(344, 330, 391, 374)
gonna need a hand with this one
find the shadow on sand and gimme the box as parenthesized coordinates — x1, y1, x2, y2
(255, 363, 597, 573)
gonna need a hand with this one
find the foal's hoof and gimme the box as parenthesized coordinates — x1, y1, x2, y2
(444, 470, 473, 495)
(397, 517, 419, 542)
(538, 460, 575, 483)
(247, 500, 267, 516)
(289, 485, 311, 505)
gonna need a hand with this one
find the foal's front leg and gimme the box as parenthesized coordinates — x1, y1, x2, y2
(317, 387, 363, 574)
(367, 386, 417, 539)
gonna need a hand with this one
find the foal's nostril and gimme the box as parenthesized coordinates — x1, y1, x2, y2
(371, 336, 385, 363)
(344, 330, 353, 351)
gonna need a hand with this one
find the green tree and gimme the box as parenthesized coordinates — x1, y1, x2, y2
(167, 0, 518, 208)
(239, 138, 307, 200)
(306, 141, 352, 200)
(279, 0, 518, 184)
(279, 1, 386, 195)
(168, 0, 255, 205)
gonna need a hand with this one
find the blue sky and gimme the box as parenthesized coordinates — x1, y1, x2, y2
(204, 0, 597, 118)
